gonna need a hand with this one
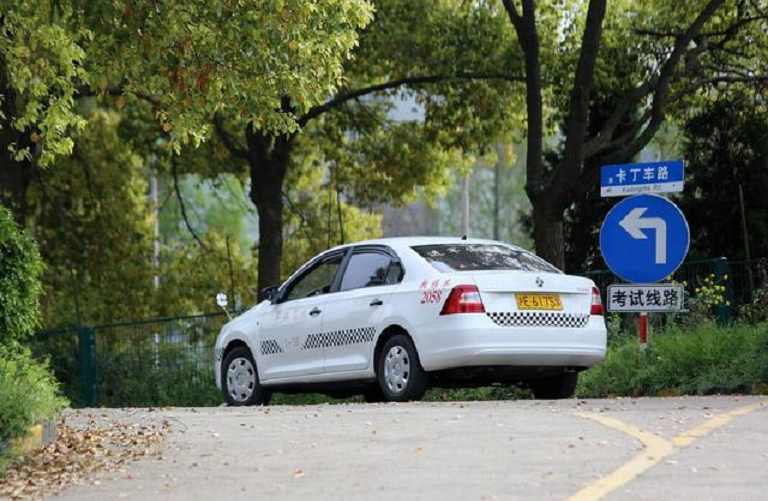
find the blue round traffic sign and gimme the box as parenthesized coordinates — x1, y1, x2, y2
(600, 194, 689, 283)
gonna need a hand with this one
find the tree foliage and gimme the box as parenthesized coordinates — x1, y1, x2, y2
(0, 0, 374, 164)
(500, 0, 768, 269)
(0, 204, 43, 343)
(680, 92, 768, 260)
(26, 109, 155, 325)
(213, 0, 528, 293)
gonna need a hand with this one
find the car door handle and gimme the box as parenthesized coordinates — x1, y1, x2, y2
(369, 299, 383, 307)
(309, 307, 322, 316)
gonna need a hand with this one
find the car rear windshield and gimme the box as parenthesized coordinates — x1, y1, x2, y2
(411, 244, 561, 274)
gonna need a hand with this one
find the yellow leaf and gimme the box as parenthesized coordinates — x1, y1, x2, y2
(288, 40, 299, 50)
(162, 122, 172, 132)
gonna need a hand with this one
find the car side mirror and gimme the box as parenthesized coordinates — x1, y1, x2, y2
(216, 292, 232, 320)
(260, 285, 279, 303)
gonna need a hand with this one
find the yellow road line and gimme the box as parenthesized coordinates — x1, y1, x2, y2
(566, 414, 675, 501)
(567, 401, 768, 501)
(671, 401, 767, 447)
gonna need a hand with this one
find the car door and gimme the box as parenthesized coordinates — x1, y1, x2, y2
(257, 251, 345, 381)
(321, 247, 404, 373)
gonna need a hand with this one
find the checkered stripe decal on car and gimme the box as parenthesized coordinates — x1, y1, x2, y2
(302, 327, 376, 350)
(487, 312, 590, 328)
(260, 339, 283, 355)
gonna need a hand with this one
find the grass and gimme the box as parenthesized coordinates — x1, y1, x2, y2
(577, 322, 768, 398)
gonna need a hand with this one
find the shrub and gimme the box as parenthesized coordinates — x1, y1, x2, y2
(0, 344, 68, 472)
(740, 288, 768, 324)
(577, 323, 768, 398)
(0, 206, 45, 344)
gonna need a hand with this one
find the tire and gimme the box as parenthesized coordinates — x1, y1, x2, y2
(376, 334, 429, 402)
(221, 346, 271, 406)
(528, 372, 578, 400)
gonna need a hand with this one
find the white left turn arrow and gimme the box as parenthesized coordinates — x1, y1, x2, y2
(619, 207, 667, 264)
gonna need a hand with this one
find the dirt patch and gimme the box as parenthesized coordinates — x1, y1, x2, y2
(0, 409, 170, 500)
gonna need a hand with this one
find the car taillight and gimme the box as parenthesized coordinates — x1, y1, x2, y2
(591, 286, 603, 315)
(441, 285, 485, 315)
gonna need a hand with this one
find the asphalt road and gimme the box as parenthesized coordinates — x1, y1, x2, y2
(48, 396, 768, 501)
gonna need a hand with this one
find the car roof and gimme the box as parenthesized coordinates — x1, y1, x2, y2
(327, 236, 525, 253)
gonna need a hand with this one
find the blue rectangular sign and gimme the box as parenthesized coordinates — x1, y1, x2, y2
(600, 160, 684, 197)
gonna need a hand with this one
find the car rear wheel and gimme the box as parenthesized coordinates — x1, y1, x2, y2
(528, 372, 578, 400)
(222, 346, 271, 406)
(376, 334, 429, 402)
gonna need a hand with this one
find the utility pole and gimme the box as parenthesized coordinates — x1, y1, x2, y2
(493, 145, 502, 241)
(151, 165, 160, 290)
(461, 173, 470, 237)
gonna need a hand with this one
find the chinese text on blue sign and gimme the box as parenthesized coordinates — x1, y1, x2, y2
(601, 160, 684, 197)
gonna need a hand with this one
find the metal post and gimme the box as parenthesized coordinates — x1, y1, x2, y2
(737, 183, 755, 294)
(493, 146, 501, 241)
(77, 326, 98, 407)
(639, 312, 648, 344)
(226, 235, 236, 310)
(461, 174, 470, 237)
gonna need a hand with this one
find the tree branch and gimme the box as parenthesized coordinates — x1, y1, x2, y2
(76, 79, 160, 107)
(503, 0, 545, 201)
(213, 114, 249, 160)
(585, 0, 727, 166)
(551, 0, 607, 193)
(171, 155, 208, 250)
(297, 72, 524, 127)
(607, 0, 727, 162)
(501, 0, 521, 27)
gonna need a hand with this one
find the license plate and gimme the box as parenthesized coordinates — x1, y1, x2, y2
(516, 293, 563, 311)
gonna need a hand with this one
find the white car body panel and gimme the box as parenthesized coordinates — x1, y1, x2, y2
(214, 237, 607, 391)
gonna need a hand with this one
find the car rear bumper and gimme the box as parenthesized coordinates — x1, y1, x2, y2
(414, 314, 607, 372)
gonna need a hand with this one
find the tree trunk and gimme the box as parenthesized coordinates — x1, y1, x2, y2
(531, 202, 566, 271)
(247, 129, 295, 298)
(253, 183, 284, 295)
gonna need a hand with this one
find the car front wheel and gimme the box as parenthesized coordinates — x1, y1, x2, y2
(221, 346, 271, 406)
(376, 334, 429, 402)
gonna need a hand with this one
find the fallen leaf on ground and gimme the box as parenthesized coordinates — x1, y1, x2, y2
(0, 410, 170, 500)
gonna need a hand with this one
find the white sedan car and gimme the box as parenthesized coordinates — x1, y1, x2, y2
(214, 237, 606, 404)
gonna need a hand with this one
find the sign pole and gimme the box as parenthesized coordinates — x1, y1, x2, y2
(639, 312, 648, 344)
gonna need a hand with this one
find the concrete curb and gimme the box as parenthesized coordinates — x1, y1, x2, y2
(12, 421, 57, 455)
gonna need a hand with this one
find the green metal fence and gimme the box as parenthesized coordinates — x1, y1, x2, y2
(582, 257, 768, 323)
(31, 312, 229, 408)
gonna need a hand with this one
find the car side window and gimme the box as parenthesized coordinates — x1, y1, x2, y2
(339, 252, 395, 292)
(384, 261, 403, 285)
(284, 255, 343, 301)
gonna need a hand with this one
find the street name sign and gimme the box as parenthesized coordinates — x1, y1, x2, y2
(600, 194, 690, 283)
(601, 160, 684, 197)
(607, 284, 684, 312)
